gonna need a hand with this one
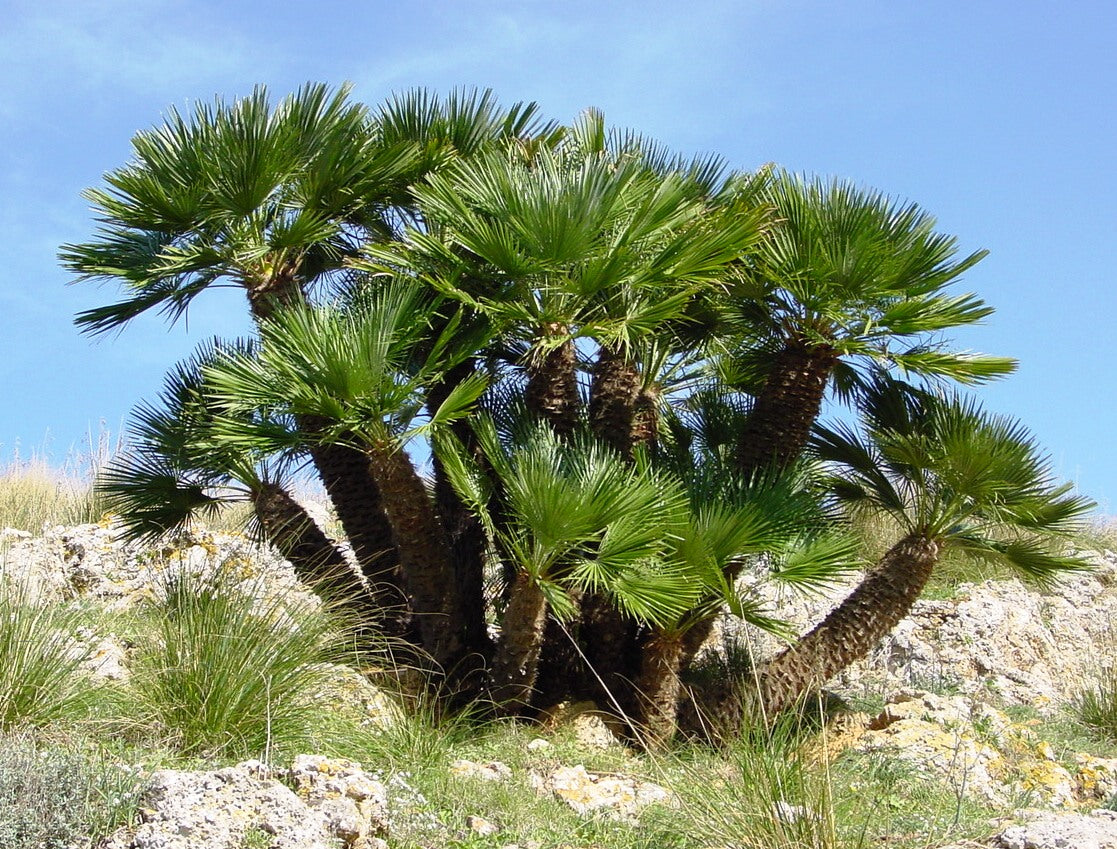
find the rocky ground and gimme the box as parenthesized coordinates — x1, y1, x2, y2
(3, 519, 1117, 848)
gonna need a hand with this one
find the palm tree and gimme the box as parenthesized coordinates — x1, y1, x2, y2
(757, 377, 1094, 717)
(436, 417, 706, 712)
(61, 85, 556, 628)
(60, 83, 421, 613)
(200, 279, 488, 678)
(632, 461, 857, 747)
(725, 171, 1017, 478)
(96, 343, 375, 615)
(676, 172, 1020, 670)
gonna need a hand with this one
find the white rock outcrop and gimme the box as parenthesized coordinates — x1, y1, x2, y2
(102, 757, 388, 849)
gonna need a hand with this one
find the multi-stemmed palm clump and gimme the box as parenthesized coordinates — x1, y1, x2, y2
(63, 84, 1091, 746)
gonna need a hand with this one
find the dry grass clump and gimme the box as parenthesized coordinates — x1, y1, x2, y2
(0, 459, 104, 532)
(0, 430, 119, 532)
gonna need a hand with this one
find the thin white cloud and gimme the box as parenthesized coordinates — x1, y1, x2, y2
(0, 0, 272, 118)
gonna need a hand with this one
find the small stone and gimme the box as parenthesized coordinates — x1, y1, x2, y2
(531, 764, 672, 820)
(467, 815, 499, 836)
(450, 759, 512, 781)
(526, 738, 551, 751)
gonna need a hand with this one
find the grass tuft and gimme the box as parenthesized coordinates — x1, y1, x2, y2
(0, 576, 106, 730)
(1074, 662, 1117, 743)
(132, 567, 361, 761)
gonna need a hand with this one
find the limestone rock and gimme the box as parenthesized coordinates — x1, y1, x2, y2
(103, 757, 388, 849)
(539, 701, 625, 749)
(530, 764, 672, 820)
(992, 809, 1117, 848)
(288, 755, 389, 848)
(713, 551, 1117, 710)
(852, 691, 1079, 808)
(0, 522, 320, 614)
(1076, 754, 1117, 801)
(467, 814, 499, 836)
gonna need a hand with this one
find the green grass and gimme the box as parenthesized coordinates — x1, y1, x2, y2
(0, 575, 110, 730)
(1073, 662, 1117, 745)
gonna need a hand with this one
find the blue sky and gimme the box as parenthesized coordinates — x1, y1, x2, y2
(1, 0, 1114, 511)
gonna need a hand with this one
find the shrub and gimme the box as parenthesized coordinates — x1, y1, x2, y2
(0, 730, 141, 849)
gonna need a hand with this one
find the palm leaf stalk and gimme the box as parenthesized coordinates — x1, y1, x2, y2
(757, 378, 1094, 718)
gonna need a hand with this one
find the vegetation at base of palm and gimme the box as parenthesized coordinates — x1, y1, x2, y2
(130, 567, 367, 760)
(64, 82, 1092, 745)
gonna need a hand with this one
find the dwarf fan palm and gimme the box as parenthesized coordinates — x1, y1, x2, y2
(97, 343, 374, 612)
(201, 279, 489, 676)
(436, 417, 698, 711)
(63, 84, 554, 631)
(725, 171, 1016, 477)
(757, 377, 1094, 716)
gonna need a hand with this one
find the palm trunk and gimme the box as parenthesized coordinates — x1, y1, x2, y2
(249, 482, 377, 616)
(677, 340, 840, 673)
(525, 328, 580, 439)
(489, 571, 549, 711)
(588, 345, 640, 458)
(758, 532, 940, 717)
(583, 347, 665, 714)
(631, 386, 660, 451)
(635, 629, 685, 749)
(428, 360, 493, 672)
(366, 442, 465, 675)
(303, 422, 406, 626)
(735, 340, 838, 478)
(246, 272, 408, 636)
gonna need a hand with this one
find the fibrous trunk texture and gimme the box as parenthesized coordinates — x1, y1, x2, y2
(366, 443, 466, 677)
(427, 360, 492, 674)
(758, 532, 940, 718)
(735, 340, 839, 478)
(245, 272, 408, 637)
(575, 592, 643, 715)
(249, 482, 373, 611)
(635, 630, 685, 749)
(588, 345, 641, 459)
(302, 418, 406, 631)
(489, 571, 549, 712)
(525, 330, 580, 439)
(575, 346, 652, 712)
(244, 263, 302, 322)
(631, 386, 660, 451)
